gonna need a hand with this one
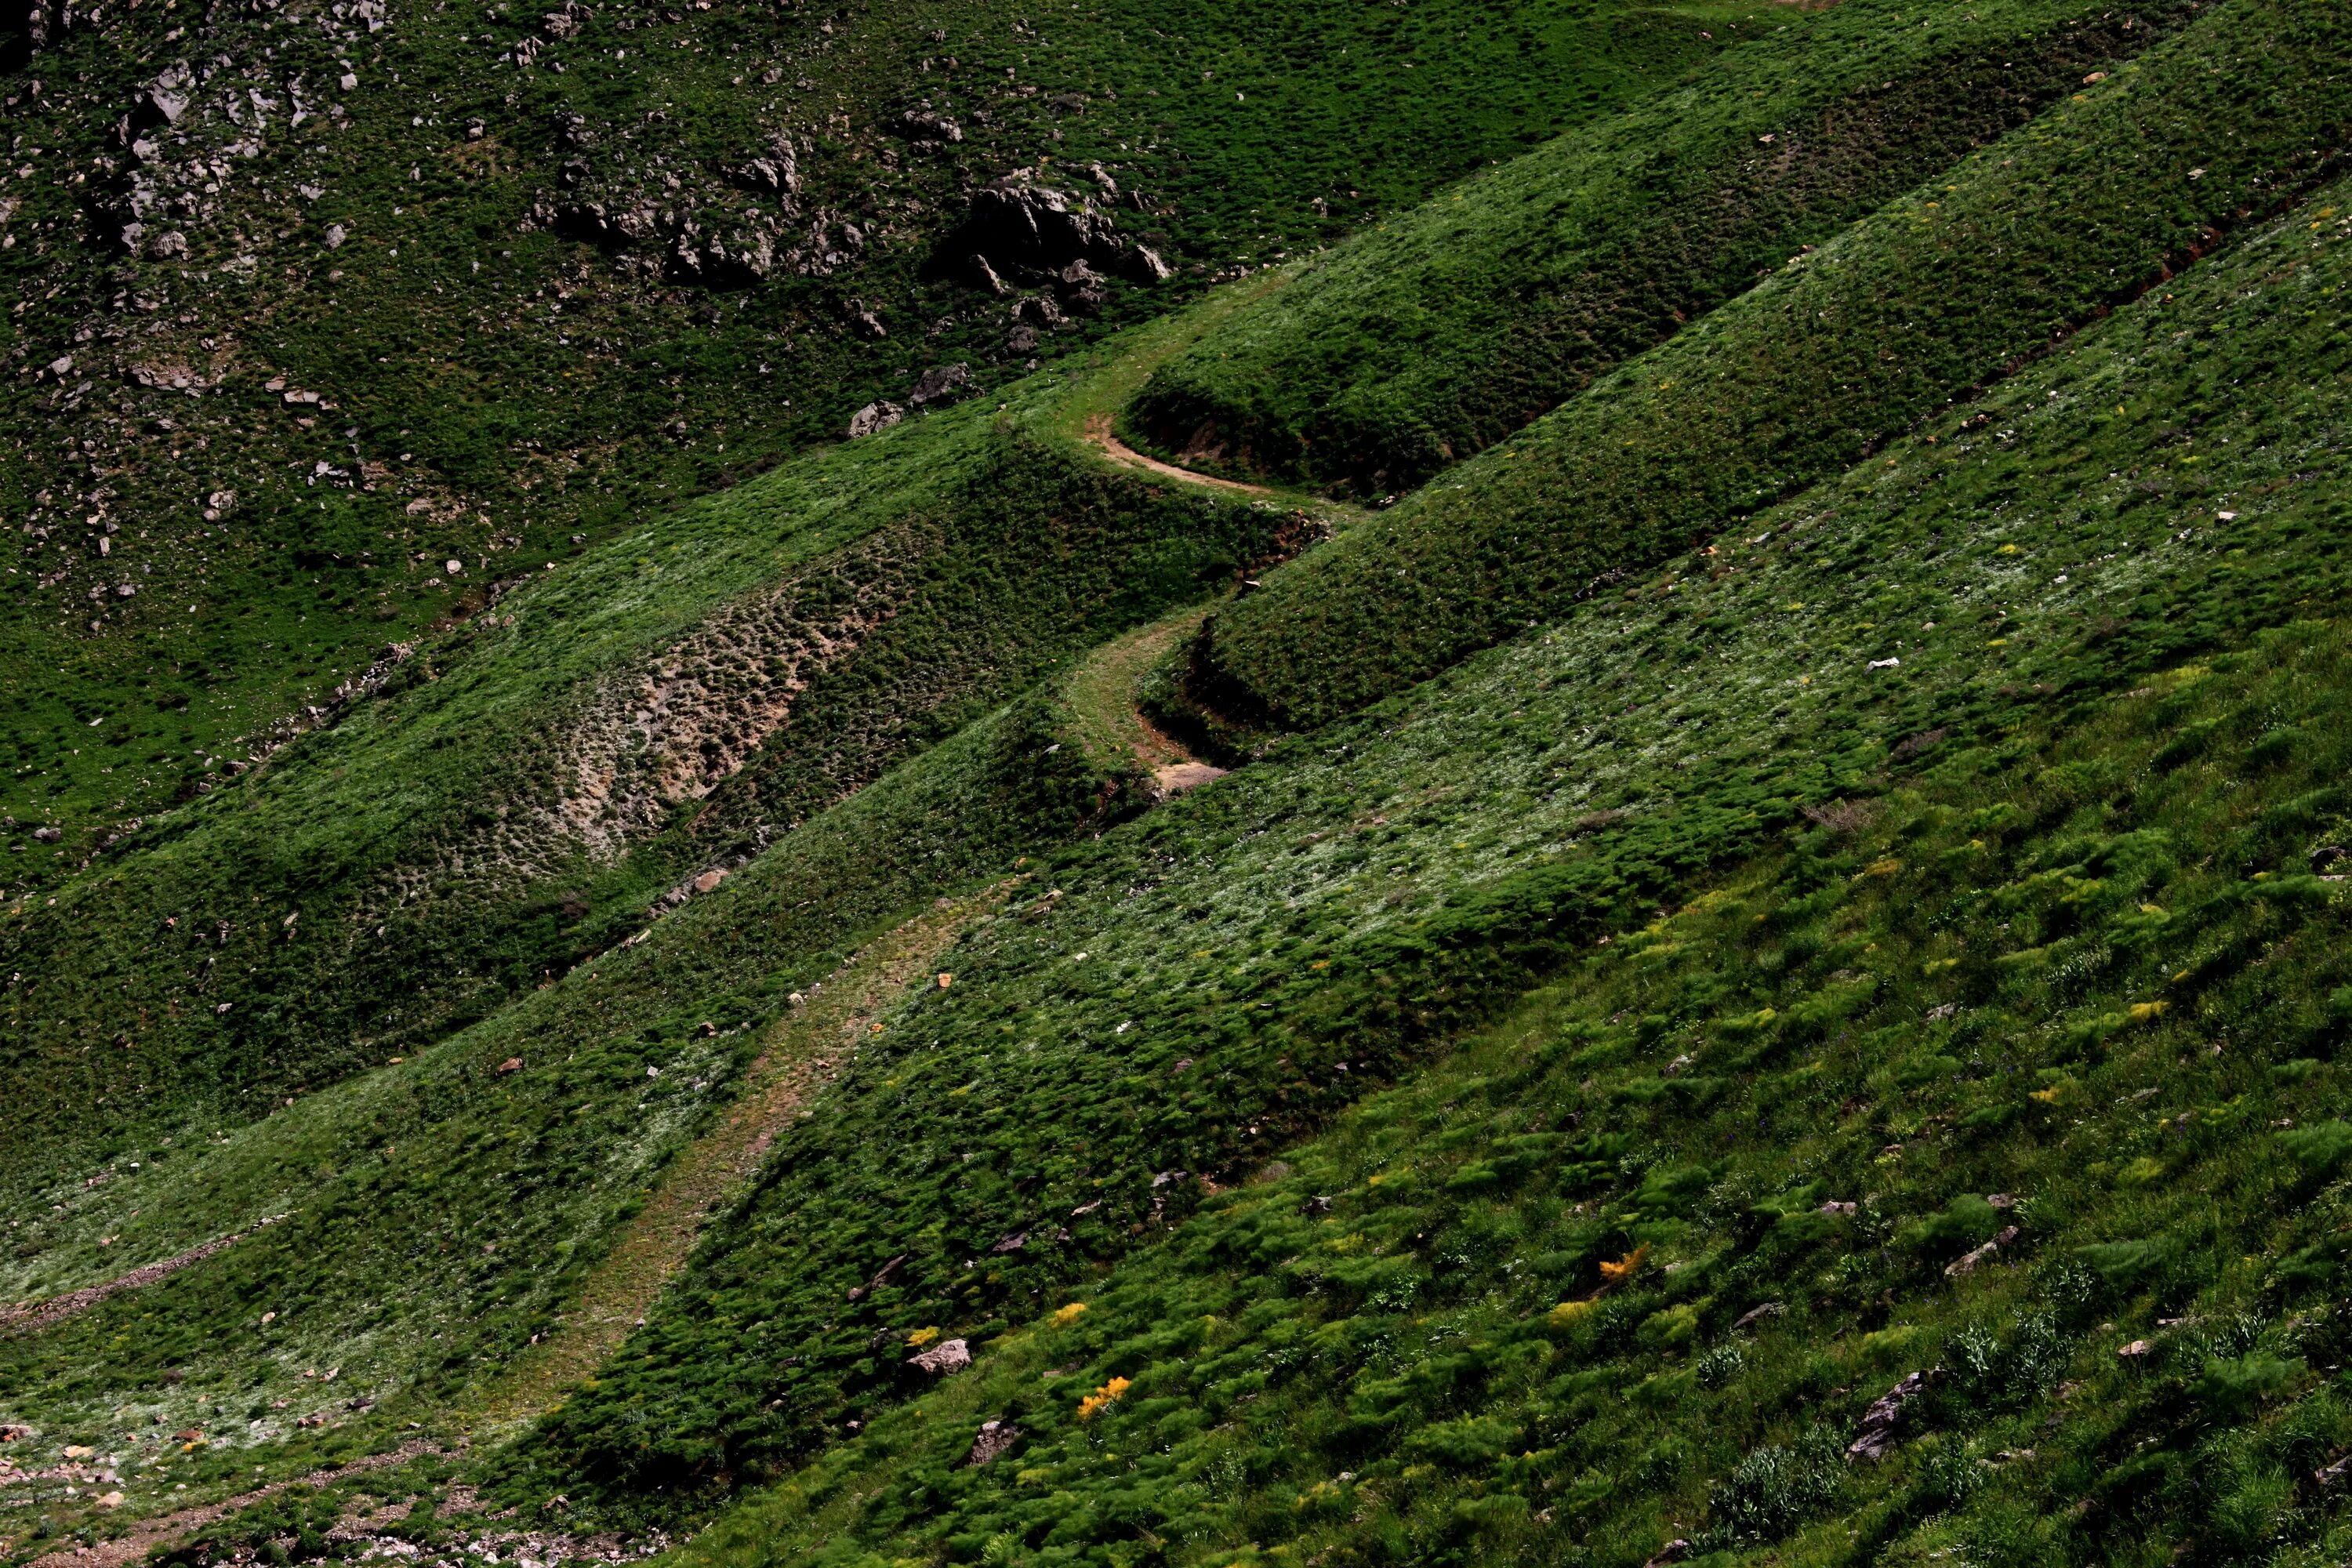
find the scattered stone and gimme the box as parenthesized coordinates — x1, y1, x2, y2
(1733, 1301, 1786, 1332)
(939, 172, 1170, 286)
(909, 1337, 971, 1376)
(2315, 1453, 2352, 1489)
(1944, 1225, 2020, 1277)
(2118, 1338, 2155, 1359)
(1818, 1200, 1857, 1216)
(964, 1419, 1020, 1467)
(967, 252, 1011, 296)
(542, 0, 592, 38)
(896, 108, 962, 147)
(497, 1058, 523, 1075)
(847, 401, 903, 439)
(1642, 1541, 1692, 1568)
(1848, 1368, 1938, 1461)
(325, 223, 349, 249)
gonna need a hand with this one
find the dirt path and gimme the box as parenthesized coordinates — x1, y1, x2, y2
(24, 1440, 444, 1568)
(16, 903, 1004, 1566)
(463, 885, 1011, 1430)
(1081, 413, 1275, 499)
(0, 1214, 296, 1338)
(1057, 608, 1228, 798)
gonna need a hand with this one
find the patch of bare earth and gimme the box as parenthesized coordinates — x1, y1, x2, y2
(1082, 413, 1273, 498)
(24, 1441, 442, 1568)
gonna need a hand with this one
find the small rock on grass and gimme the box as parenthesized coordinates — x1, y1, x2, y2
(964, 1418, 1019, 1466)
(909, 1338, 971, 1375)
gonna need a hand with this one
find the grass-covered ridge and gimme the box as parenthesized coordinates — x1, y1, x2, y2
(0, 373, 1284, 1192)
(11, 2, 2352, 1563)
(0, 679, 1134, 1519)
(1191, 0, 2352, 731)
(593, 164, 2352, 1567)
(1126, 0, 2193, 495)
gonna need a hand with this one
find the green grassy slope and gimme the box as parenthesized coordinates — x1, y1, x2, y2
(0, 379, 1286, 1192)
(506, 156, 2352, 1519)
(1190, 0, 2352, 731)
(0, 681, 1131, 1523)
(0, 0, 1744, 866)
(1123, 0, 2193, 495)
(613, 166, 2352, 1568)
(667, 626, 2352, 1568)
(10, 2, 2352, 1563)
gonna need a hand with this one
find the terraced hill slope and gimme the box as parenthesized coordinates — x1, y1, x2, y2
(8, 1, 2352, 1566)
(0, 0, 1739, 867)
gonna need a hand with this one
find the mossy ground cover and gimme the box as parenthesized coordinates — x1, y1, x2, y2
(1195, 0, 2352, 730)
(0, 0, 1741, 866)
(1125, 0, 2198, 496)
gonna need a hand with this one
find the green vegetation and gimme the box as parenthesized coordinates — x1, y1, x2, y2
(1193, 0, 2352, 729)
(1127, 0, 2194, 495)
(605, 164, 2352, 1565)
(8, 1, 2352, 1564)
(0, 389, 1282, 1187)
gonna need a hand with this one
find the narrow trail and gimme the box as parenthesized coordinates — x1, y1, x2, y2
(1081, 413, 1276, 499)
(14, 895, 1007, 1568)
(1058, 608, 1228, 798)
(0, 1214, 295, 1338)
(463, 884, 1012, 1432)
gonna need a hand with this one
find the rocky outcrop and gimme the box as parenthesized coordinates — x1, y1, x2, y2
(936, 171, 1170, 289)
(846, 401, 902, 439)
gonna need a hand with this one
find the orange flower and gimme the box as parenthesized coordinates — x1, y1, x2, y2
(1077, 1375, 1133, 1420)
(1598, 1243, 1650, 1286)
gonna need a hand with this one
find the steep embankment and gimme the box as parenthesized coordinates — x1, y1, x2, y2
(0, 0, 1739, 863)
(12, 3, 2352, 1563)
(1190, 0, 2352, 730)
(1123, 0, 2202, 494)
